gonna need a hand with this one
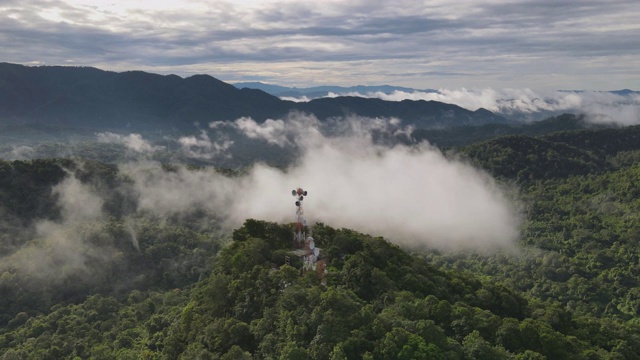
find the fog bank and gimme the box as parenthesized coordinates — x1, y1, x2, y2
(126, 114, 520, 250)
(284, 88, 640, 126)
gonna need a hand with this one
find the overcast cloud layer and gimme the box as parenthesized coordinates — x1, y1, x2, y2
(1, 0, 638, 90)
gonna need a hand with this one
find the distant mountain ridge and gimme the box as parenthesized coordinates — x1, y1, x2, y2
(0, 63, 288, 131)
(0, 62, 508, 133)
(233, 82, 436, 98)
(235, 81, 638, 99)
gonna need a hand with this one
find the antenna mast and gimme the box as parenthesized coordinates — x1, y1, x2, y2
(292, 187, 308, 244)
(290, 188, 326, 278)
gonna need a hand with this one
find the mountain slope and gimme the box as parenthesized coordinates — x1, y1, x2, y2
(413, 113, 596, 148)
(5, 219, 638, 359)
(233, 82, 432, 98)
(0, 63, 508, 132)
(0, 63, 289, 130)
(460, 124, 640, 183)
(292, 96, 508, 127)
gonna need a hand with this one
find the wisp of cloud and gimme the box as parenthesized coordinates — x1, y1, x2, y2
(97, 132, 164, 153)
(0, 174, 109, 284)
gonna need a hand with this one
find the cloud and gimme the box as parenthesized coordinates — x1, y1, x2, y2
(0, 173, 109, 285)
(125, 114, 520, 250)
(0, 113, 521, 289)
(177, 129, 234, 160)
(291, 88, 640, 125)
(234, 117, 292, 147)
(213, 113, 324, 148)
(51, 174, 104, 223)
(580, 92, 640, 126)
(280, 95, 312, 103)
(213, 112, 411, 150)
(96, 132, 163, 153)
(1, 0, 639, 90)
(6, 145, 36, 160)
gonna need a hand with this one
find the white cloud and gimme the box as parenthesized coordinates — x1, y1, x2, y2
(234, 117, 292, 147)
(222, 113, 324, 148)
(126, 114, 520, 251)
(291, 88, 640, 125)
(6, 145, 36, 160)
(0, 174, 109, 284)
(0, 113, 522, 285)
(51, 174, 104, 224)
(280, 95, 312, 102)
(580, 92, 640, 126)
(177, 129, 234, 159)
(96, 132, 163, 153)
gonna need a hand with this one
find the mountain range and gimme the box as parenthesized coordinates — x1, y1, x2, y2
(232, 82, 436, 98)
(0, 62, 507, 134)
(236, 81, 639, 100)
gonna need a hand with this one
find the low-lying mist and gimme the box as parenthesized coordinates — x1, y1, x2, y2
(0, 174, 112, 285)
(283, 88, 640, 126)
(0, 113, 522, 291)
(125, 113, 521, 250)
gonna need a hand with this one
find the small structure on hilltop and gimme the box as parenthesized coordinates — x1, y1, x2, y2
(289, 188, 326, 277)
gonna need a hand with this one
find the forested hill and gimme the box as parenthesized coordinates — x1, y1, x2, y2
(0, 62, 507, 131)
(2, 123, 640, 359)
(461, 123, 640, 183)
(0, 63, 288, 130)
(413, 113, 608, 148)
(3, 216, 639, 359)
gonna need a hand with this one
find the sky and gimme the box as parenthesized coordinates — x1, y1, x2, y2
(1, 0, 639, 90)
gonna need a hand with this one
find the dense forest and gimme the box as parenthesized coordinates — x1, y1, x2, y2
(1, 122, 640, 359)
